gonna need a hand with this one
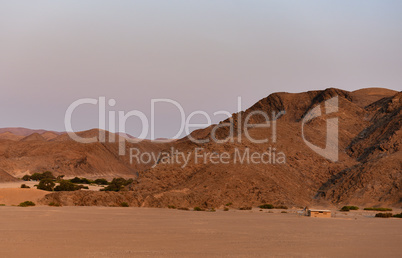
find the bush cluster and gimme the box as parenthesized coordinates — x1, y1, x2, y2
(54, 180, 82, 191)
(340, 206, 359, 211)
(19, 201, 35, 207)
(258, 204, 289, 210)
(375, 213, 393, 218)
(70, 177, 91, 184)
(22, 172, 135, 193)
(23, 171, 55, 181)
(20, 184, 30, 189)
(364, 207, 392, 211)
(120, 202, 129, 207)
(101, 178, 133, 192)
(37, 178, 56, 191)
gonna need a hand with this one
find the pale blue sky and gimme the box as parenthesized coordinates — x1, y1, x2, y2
(1, 0, 401, 138)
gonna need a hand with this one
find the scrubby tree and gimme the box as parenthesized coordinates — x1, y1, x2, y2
(22, 175, 31, 181)
(30, 171, 55, 181)
(37, 178, 55, 191)
(94, 178, 108, 185)
(54, 180, 80, 191)
(101, 178, 133, 192)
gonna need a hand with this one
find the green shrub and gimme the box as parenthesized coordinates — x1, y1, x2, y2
(20, 184, 30, 189)
(168, 205, 176, 209)
(22, 175, 31, 181)
(375, 213, 393, 218)
(341, 206, 359, 212)
(223, 207, 229, 211)
(19, 201, 35, 207)
(37, 178, 55, 191)
(194, 207, 205, 211)
(70, 177, 92, 184)
(393, 213, 402, 218)
(120, 202, 129, 207)
(49, 202, 61, 207)
(101, 178, 134, 192)
(276, 205, 289, 210)
(94, 178, 109, 185)
(0, 204, 5, 206)
(225, 202, 233, 206)
(31, 171, 55, 181)
(54, 180, 80, 191)
(239, 207, 252, 210)
(259, 204, 274, 209)
(70, 177, 81, 183)
(208, 208, 216, 212)
(364, 207, 392, 211)
(178, 207, 189, 211)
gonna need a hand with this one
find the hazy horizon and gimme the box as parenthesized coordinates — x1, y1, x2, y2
(1, 1, 401, 138)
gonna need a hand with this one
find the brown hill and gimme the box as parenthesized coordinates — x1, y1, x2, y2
(41, 132, 59, 141)
(0, 132, 24, 141)
(122, 87, 400, 208)
(0, 129, 170, 179)
(20, 133, 46, 142)
(0, 169, 18, 182)
(0, 127, 62, 136)
(2, 88, 400, 208)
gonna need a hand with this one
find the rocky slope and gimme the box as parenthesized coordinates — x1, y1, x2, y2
(1, 88, 401, 208)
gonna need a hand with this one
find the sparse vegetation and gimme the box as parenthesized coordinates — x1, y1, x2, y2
(20, 184, 30, 189)
(239, 207, 252, 210)
(0, 204, 5, 206)
(70, 177, 91, 184)
(281, 211, 288, 213)
(49, 202, 61, 207)
(54, 180, 81, 191)
(259, 204, 274, 209)
(31, 171, 55, 181)
(37, 178, 55, 191)
(22, 174, 31, 181)
(223, 207, 229, 211)
(276, 205, 289, 210)
(19, 201, 35, 207)
(101, 178, 133, 192)
(225, 202, 233, 206)
(178, 207, 189, 211)
(364, 207, 392, 211)
(94, 178, 109, 185)
(168, 205, 176, 209)
(341, 206, 359, 211)
(120, 202, 129, 207)
(194, 207, 205, 211)
(259, 204, 289, 209)
(375, 213, 393, 218)
(393, 213, 402, 218)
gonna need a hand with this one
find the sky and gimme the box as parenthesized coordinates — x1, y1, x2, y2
(0, 0, 401, 139)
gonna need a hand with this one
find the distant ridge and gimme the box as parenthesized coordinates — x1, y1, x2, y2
(0, 127, 63, 136)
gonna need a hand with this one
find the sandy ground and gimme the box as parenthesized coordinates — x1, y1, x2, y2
(0, 182, 103, 206)
(0, 188, 48, 206)
(0, 207, 401, 258)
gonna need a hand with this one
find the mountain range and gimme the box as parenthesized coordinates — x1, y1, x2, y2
(1, 87, 400, 208)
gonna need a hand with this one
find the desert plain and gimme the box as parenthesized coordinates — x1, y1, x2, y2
(0, 185, 401, 258)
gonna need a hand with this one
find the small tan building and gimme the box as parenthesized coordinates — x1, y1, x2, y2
(308, 209, 331, 218)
